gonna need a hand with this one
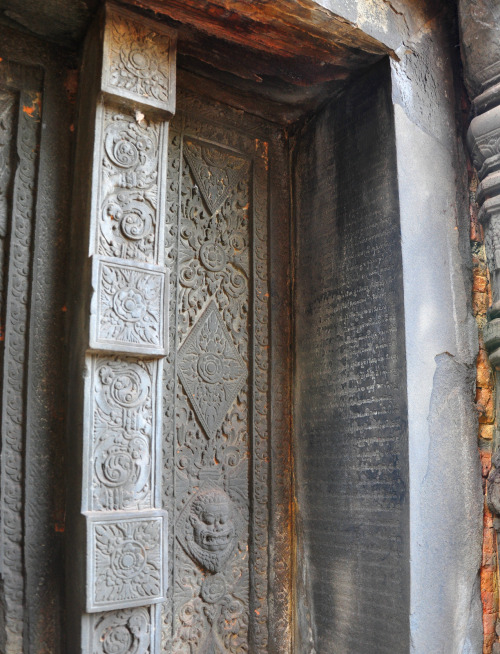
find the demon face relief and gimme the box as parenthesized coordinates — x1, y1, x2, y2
(177, 488, 241, 573)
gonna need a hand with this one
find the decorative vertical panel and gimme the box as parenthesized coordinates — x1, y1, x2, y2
(0, 66, 43, 654)
(158, 94, 287, 654)
(69, 4, 176, 652)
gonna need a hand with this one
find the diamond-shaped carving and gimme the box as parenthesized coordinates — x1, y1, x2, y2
(183, 139, 247, 215)
(177, 301, 246, 438)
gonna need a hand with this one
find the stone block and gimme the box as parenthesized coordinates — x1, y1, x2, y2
(90, 256, 168, 355)
(101, 3, 176, 117)
(86, 509, 167, 612)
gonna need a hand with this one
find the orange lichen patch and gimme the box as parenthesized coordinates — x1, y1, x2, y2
(481, 450, 493, 481)
(22, 94, 41, 119)
(481, 425, 495, 441)
(477, 387, 495, 423)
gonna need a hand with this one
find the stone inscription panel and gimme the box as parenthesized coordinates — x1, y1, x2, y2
(294, 60, 409, 653)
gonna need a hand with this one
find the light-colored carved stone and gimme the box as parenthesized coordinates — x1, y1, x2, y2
(68, 3, 176, 651)
(90, 257, 168, 355)
(90, 606, 153, 654)
(86, 510, 167, 612)
(84, 356, 162, 512)
(102, 3, 176, 116)
(91, 104, 168, 265)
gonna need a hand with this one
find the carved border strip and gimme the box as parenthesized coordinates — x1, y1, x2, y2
(0, 66, 43, 654)
(268, 133, 293, 653)
(251, 139, 270, 651)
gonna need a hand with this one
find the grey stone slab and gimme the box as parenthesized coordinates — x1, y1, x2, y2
(293, 59, 409, 653)
(101, 3, 177, 117)
(86, 509, 167, 612)
(89, 256, 169, 356)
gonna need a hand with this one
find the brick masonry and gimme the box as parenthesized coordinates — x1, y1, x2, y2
(470, 161, 499, 654)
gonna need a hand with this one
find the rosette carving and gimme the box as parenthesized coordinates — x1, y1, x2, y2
(93, 259, 166, 353)
(102, 5, 176, 113)
(87, 513, 165, 611)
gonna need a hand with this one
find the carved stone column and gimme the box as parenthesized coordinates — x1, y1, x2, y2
(461, 3, 500, 365)
(461, 5, 500, 649)
(66, 4, 176, 652)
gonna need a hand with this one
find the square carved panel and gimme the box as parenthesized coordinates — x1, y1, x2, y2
(101, 3, 176, 116)
(90, 257, 168, 355)
(86, 510, 167, 612)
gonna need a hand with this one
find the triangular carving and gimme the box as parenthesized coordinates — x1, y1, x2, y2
(184, 139, 247, 215)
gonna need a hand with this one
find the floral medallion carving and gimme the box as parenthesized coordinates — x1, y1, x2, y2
(92, 258, 167, 354)
(177, 301, 246, 439)
(102, 5, 176, 114)
(87, 512, 166, 611)
(176, 487, 242, 573)
(92, 606, 152, 654)
(89, 357, 159, 511)
(97, 109, 165, 264)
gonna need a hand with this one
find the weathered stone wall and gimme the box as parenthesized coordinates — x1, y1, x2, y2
(392, 6, 483, 651)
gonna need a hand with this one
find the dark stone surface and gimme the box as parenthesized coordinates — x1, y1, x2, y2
(293, 59, 409, 653)
(0, 24, 75, 654)
(459, 0, 500, 98)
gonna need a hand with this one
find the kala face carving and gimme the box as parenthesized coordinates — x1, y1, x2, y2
(180, 489, 239, 573)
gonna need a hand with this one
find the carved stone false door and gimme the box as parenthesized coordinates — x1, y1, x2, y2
(161, 95, 292, 653)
